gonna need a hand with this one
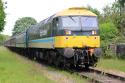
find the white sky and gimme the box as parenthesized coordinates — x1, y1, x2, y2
(2, 0, 115, 36)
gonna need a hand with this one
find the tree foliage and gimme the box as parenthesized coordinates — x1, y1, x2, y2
(99, 22, 119, 41)
(118, 0, 125, 7)
(112, 1, 125, 34)
(102, 1, 121, 23)
(99, 22, 119, 57)
(100, 0, 125, 34)
(87, 1, 125, 57)
(87, 5, 100, 16)
(0, 34, 9, 45)
(13, 17, 37, 35)
(0, 0, 6, 32)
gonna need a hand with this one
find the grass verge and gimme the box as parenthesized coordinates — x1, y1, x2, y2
(0, 47, 88, 83)
(0, 47, 55, 83)
(97, 58, 125, 72)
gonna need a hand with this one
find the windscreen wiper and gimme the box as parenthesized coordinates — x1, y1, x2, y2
(69, 16, 76, 23)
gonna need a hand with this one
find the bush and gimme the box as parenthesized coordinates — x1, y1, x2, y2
(99, 22, 119, 58)
(99, 22, 119, 49)
(102, 49, 117, 59)
(0, 34, 9, 45)
(99, 22, 119, 41)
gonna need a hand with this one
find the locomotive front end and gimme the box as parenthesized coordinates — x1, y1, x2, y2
(54, 8, 101, 68)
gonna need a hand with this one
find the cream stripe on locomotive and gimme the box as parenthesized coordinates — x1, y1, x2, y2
(28, 37, 54, 48)
(16, 43, 26, 48)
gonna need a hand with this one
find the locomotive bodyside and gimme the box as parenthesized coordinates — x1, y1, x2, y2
(27, 20, 55, 48)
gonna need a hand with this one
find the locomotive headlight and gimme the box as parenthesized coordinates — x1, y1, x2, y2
(92, 30, 97, 35)
(65, 30, 72, 35)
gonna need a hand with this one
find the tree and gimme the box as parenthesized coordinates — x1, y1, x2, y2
(118, 0, 125, 7)
(0, 34, 9, 45)
(87, 5, 101, 16)
(13, 17, 37, 35)
(102, 5, 113, 23)
(101, 1, 125, 33)
(118, 0, 125, 14)
(0, 0, 6, 32)
(110, 0, 125, 34)
(86, 6, 102, 23)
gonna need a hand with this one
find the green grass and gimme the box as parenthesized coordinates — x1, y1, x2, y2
(0, 47, 88, 83)
(97, 58, 125, 72)
(0, 47, 55, 83)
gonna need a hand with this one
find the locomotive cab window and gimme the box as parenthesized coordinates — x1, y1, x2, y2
(61, 16, 81, 31)
(81, 16, 98, 31)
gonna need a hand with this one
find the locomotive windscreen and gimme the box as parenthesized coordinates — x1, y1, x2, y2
(61, 16, 80, 30)
(81, 16, 98, 30)
(61, 16, 98, 31)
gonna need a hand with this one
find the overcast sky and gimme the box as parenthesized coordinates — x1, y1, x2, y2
(2, 0, 115, 36)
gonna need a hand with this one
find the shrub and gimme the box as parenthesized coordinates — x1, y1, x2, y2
(99, 22, 119, 41)
(99, 22, 119, 58)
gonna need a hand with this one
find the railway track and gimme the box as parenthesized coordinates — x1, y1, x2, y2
(27, 55, 125, 83)
(75, 68, 125, 83)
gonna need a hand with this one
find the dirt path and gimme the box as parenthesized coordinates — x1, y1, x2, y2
(37, 64, 75, 83)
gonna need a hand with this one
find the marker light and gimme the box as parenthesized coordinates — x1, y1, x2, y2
(65, 30, 72, 35)
(92, 30, 97, 35)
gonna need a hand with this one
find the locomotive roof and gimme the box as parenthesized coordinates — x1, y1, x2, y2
(55, 7, 97, 17)
(37, 7, 97, 25)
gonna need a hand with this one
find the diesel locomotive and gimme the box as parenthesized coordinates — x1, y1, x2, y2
(5, 7, 101, 69)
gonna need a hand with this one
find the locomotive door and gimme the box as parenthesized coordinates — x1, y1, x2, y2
(52, 17, 59, 36)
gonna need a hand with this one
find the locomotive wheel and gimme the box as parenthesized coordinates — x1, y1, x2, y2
(47, 52, 53, 65)
(70, 64, 76, 69)
(31, 49, 35, 60)
(84, 63, 89, 70)
(35, 51, 41, 61)
(53, 52, 59, 67)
